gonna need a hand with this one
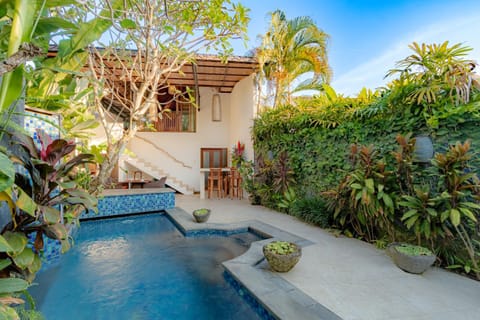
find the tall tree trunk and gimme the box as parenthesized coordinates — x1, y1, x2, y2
(90, 128, 136, 193)
(274, 79, 282, 108)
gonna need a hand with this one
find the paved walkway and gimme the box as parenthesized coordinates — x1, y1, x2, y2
(176, 194, 480, 320)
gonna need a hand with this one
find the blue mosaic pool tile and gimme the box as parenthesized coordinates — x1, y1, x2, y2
(24, 111, 61, 148)
(224, 271, 276, 320)
(184, 227, 250, 237)
(81, 192, 175, 219)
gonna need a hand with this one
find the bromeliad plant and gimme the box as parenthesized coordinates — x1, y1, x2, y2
(0, 129, 97, 312)
(231, 141, 246, 167)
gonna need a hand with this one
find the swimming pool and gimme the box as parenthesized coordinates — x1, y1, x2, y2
(30, 213, 266, 319)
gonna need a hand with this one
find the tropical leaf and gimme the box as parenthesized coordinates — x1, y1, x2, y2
(322, 84, 337, 102)
(15, 187, 37, 217)
(0, 303, 22, 318)
(0, 235, 14, 253)
(57, 1, 123, 59)
(0, 259, 12, 271)
(120, 18, 137, 29)
(2, 232, 27, 256)
(0, 67, 24, 111)
(34, 17, 78, 37)
(450, 209, 461, 227)
(28, 254, 42, 274)
(401, 209, 417, 221)
(458, 207, 477, 222)
(43, 223, 67, 240)
(40, 205, 61, 224)
(0, 278, 29, 294)
(0, 0, 38, 111)
(12, 247, 34, 270)
(0, 151, 15, 192)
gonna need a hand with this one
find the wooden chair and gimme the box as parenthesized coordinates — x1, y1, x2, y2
(134, 171, 143, 180)
(223, 168, 233, 197)
(208, 168, 223, 199)
(228, 167, 243, 199)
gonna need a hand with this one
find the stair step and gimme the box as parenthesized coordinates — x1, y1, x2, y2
(124, 157, 194, 195)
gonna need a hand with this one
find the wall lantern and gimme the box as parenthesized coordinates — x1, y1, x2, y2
(413, 135, 434, 163)
(212, 91, 222, 122)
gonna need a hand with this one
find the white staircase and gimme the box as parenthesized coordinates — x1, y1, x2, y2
(124, 156, 195, 195)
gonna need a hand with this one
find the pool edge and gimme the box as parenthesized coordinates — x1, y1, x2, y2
(165, 207, 342, 320)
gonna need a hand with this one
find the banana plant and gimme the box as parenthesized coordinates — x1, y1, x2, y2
(25, 0, 125, 142)
(0, 0, 38, 111)
(0, 0, 80, 111)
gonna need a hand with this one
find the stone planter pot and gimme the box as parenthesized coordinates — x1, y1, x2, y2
(414, 135, 434, 163)
(263, 241, 302, 272)
(387, 243, 436, 274)
(192, 208, 211, 223)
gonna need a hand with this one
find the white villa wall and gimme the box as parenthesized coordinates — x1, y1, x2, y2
(128, 78, 257, 191)
(229, 74, 255, 162)
(90, 75, 256, 192)
(129, 86, 231, 189)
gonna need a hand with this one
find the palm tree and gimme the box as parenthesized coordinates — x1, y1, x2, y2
(386, 41, 479, 106)
(257, 10, 331, 107)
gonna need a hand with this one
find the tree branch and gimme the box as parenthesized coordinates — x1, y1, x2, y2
(0, 43, 43, 76)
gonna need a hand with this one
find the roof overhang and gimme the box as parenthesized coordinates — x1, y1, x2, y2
(166, 54, 258, 93)
(47, 49, 258, 94)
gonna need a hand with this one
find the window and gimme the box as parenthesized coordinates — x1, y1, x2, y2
(154, 86, 196, 132)
(201, 148, 228, 168)
(156, 101, 196, 132)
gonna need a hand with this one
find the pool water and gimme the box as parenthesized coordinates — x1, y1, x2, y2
(30, 213, 264, 320)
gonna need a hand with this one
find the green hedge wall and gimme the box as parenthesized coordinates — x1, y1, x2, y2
(252, 102, 480, 198)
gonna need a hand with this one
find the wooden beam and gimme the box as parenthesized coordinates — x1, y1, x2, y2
(193, 60, 258, 69)
(166, 79, 237, 87)
(167, 73, 246, 82)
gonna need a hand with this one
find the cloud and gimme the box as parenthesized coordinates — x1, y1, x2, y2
(332, 14, 480, 96)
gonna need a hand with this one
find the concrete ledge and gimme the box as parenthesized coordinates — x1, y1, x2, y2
(101, 188, 175, 196)
(165, 207, 341, 320)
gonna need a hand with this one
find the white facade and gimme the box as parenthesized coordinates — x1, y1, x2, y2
(123, 74, 256, 192)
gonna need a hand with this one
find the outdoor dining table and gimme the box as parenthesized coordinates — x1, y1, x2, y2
(199, 167, 230, 199)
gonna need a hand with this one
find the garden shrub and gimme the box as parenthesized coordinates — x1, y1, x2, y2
(290, 197, 331, 228)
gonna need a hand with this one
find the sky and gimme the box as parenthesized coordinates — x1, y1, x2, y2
(232, 0, 480, 96)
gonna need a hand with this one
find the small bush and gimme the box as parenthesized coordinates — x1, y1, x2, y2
(290, 197, 331, 228)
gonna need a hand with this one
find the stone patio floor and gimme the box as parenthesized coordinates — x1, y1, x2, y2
(176, 194, 480, 320)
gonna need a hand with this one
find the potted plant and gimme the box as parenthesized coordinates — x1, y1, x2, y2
(192, 208, 211, 223)
(386, 243, 436, 274)
(263, 241, 302, 272)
